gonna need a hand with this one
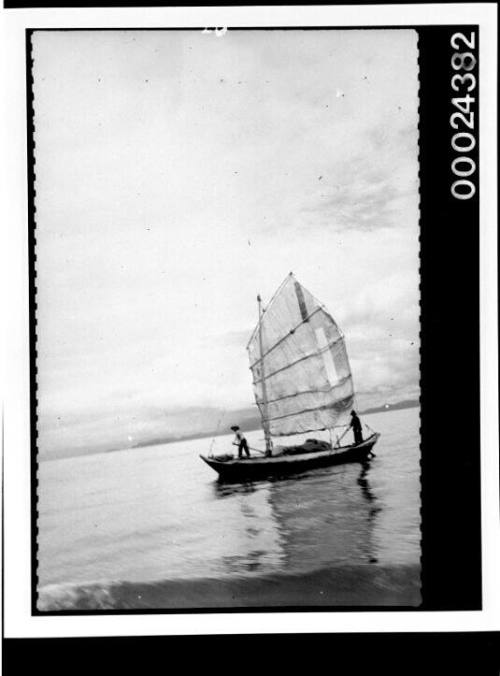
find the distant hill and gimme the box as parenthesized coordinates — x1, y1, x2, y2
(360, 399, 419, 415)
(130, 399, 419, 450)
(130, 407, 261, 449)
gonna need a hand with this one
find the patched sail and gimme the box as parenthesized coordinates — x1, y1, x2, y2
(247, 273, 354, 437)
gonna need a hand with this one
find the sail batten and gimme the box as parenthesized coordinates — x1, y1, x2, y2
(247, 274, 354, 437)
(255, 376, 352, 407)
(251, 335, 345, 385)
(265, 398, 354, 423)
(248, 306, 324, 369)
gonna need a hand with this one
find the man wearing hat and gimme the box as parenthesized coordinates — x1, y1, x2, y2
(231, 426, 250, 458)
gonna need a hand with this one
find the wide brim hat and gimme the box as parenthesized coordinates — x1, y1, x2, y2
(230, 425, 240, 431)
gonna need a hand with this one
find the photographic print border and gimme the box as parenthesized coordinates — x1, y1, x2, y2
(25, 23, 481, 616)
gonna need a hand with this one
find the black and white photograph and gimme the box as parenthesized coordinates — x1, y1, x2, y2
(31, 28, 422, 611)
(1, 0, 499, 655)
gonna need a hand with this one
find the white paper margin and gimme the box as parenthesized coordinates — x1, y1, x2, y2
(1, 3, 498, 638)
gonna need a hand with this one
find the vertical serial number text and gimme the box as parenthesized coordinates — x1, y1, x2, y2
(450, 31, 477, 200)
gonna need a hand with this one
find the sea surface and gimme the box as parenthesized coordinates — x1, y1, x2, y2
(37, 407, 421, 610)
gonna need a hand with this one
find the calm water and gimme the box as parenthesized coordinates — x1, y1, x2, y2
(37, 407, 421, 610)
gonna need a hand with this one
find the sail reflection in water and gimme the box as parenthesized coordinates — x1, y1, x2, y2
(213, 461, 381, 576)
(213, 481, 287, 574)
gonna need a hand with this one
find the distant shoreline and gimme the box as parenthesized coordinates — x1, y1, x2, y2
(130, 399, 420, 449)
(41, 399, 419, 461)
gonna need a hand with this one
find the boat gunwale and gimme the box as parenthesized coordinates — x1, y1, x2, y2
(200, 432, 379, 467)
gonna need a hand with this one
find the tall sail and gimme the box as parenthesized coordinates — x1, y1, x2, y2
(247, 273, 354, 437)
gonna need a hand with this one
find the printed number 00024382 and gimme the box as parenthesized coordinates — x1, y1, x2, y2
(450, 32, 477, 200)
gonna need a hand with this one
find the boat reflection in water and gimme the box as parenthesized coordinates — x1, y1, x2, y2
(212, 459, 381, 578)
(357, 461, 383, 563)
(213, 479, 288, 575)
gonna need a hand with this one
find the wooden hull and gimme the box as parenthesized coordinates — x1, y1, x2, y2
(200, 433, 380, 482)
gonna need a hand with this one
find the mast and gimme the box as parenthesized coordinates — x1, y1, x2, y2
(257, 294, 273, 455)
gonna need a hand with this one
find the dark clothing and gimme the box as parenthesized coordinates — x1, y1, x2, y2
(236, 433, 250, 458)
(353, 428, 363, 445)
(350, 413, 363, 445)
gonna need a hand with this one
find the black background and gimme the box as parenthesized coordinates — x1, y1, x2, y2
(419, 26, 481, 611)
(3, 633, 500, 674)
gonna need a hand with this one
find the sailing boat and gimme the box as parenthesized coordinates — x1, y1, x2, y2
(200, 273, 379, 481)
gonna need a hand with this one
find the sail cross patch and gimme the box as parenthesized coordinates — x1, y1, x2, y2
(314, 326, 339, 386)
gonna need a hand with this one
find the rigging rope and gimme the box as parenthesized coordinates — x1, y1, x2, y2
(334, 425, 351, 448)
(209, 410, 226, 457)
(363, 421, 375, 435)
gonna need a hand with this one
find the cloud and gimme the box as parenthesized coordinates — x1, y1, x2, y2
(33, 29, 420, 458)
(298, 121, 419, 233)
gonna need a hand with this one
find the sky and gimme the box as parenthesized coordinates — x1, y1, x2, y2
(33, 29, 420, 458)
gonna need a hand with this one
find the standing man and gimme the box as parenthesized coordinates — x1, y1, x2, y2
(349, 410, 363, 445)
(230, 425, 250, 458)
